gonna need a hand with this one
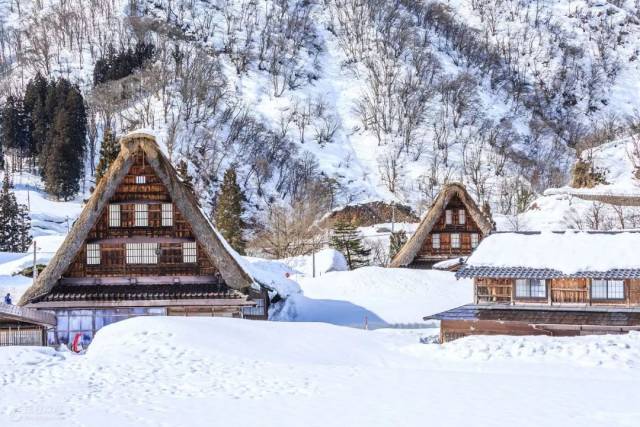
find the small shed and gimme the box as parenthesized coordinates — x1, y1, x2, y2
(0, 303, 56, 346)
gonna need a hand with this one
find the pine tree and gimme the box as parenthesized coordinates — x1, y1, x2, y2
(177, 159, 194, 193)
(330, 220, 371, 270)
(0, 173, 31, 252)
(389, 230, 407, 260)
(44, 109, 82, 200)
(95, 129, 119, 183)
(214, 167, 246, 255)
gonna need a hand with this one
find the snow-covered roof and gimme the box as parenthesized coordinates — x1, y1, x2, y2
(460, 231, 640, 277)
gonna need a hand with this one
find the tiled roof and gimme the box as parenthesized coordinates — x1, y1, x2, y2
(39, 283, 243, 302)
(456, 266, 640, 279)
(426, 304, 640, 326)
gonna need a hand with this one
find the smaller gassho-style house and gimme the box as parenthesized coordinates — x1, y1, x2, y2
(429, 231, 640, 342)
(390, 183, 493, 269)
(17, 131, 270, 347)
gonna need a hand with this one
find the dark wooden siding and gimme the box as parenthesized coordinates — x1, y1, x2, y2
(63, 149, 219, 279)
(414, 194, 484, 263)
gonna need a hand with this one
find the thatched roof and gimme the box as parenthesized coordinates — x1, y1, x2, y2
(389, 183, 494, 267)
(19, 131, 255, 305)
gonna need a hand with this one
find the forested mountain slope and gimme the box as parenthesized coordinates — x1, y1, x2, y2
(1, 0, 639, 228)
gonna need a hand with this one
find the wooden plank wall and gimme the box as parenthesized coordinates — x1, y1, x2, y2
(0, 327, 44, 346)
(416, 195, 484, 260)
(63, 149, 220, 279)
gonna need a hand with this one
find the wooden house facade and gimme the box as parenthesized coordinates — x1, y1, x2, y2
(428, 231, 640, 342)
(19, 131, 269, 346)
(390, 183, 494, 269)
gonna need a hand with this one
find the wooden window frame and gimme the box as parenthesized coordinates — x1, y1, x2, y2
(108, 204, 120, 227)
(432, 233, 441, 249)
(86, 244, 100, 265)
(471, 233, 479, 249)
(183, 241, 197, 263)
(135, 176, 147, 184)
(161, 203, 173, 227)
(134, 204, 149, 227)
(451, 233, 460, 249)
(125, 243, 159, 264)
(515, 279, 547, 299)
(591, 279, 625, 301)
(458, 209, 466, 225)
(445, 210, 453, 225)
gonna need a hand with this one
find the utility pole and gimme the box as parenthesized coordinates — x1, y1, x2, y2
(32, 240, 38, 285)
(312, 250, 316, 278)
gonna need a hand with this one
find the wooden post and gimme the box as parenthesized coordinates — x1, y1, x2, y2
(587, 279, 592, 306)
(32, 240, 38, 285)
(547, 280, 552, 306)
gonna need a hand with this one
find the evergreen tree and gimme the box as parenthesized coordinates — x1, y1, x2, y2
(389, 230, 407, 260)
(214, 167, 246, 255)
(95, 129, 120, 183)
(330, 220, 371, 270)
(1, 96, 31, 167)
(0, 173, 31, 252)
(177, 159, 194, 193)
(44, 108, 82, 200)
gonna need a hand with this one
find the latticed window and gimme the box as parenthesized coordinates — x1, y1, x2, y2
(183, 242, 197, 263)
(135, 176, 146, 184)
(108, 204, 120, 227)
(515, 279, 546, 298)
(86, 244, 100, 265)
(445, 210, 452, 225)
(591, 279, 624, 300)
(432, 233, 440, 249)
(126, 243, 158, 264)
(458, 209, 466, 225)
(134, 204, 148, 226)
(471, 233, 479, 248)
(162, 203, 173, 226)
(451, 233, 460, 249)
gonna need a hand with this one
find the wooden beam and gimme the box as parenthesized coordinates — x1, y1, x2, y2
(87, 237, 194, 244)
(26, 298, 257, 309)
(60, 275, 220, 285)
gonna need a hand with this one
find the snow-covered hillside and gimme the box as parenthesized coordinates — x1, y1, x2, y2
(1, 316, 639, 426)
(2, 0, 640, 223)
(506, 136, 640, 231)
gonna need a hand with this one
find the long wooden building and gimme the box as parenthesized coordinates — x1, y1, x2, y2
(390, 183, 494, 269)
(428, 231, 640, 342)
(19, 131, 269, 346)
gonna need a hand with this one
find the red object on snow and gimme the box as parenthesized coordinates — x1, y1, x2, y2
(71, 333, 83, 353)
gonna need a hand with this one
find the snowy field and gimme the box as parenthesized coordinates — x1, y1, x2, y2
(1, 317, 639, 427)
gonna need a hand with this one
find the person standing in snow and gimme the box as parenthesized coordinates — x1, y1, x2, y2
(4, 293, 11, 305)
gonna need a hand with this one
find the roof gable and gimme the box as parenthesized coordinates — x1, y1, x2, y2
(390, 183, 494, 267)
(19, 131, 255, 305)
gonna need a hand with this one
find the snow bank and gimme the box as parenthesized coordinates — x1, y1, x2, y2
(274, 267, 472, 326)
(431, 332, 640, 369)
(2, 317, 640, 427)
(468, 231, 640, 274)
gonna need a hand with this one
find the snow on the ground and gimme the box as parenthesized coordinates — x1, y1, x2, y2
(1, 317, 639, 427)
(468, 231, 640, 274)
(273, 267, 473, 327)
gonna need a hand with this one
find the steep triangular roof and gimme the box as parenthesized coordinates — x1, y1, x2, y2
(19, 131, 255, 305)
(389, 183, 494, 267)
